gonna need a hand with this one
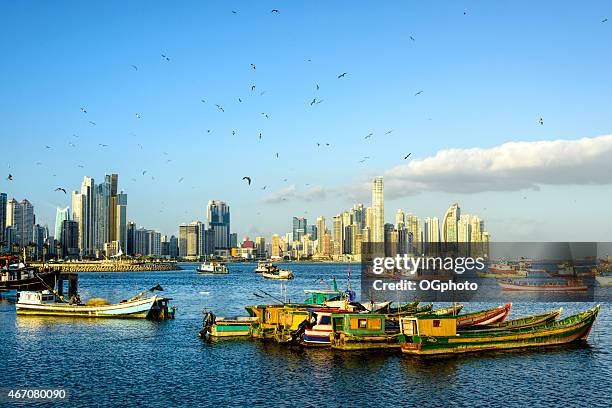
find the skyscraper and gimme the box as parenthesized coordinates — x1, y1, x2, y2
(316, 216, 326, 254)
(0, 192, 6, 245)
(13, 199, 35, 249)
(6, 198, 17, 227)
(371, 177, 384, 243)
(442, 203, 460, 244)
(54, 207, 70, 243)
(292, 217, 307, 241)
(74, 176, 96, 256)
(115, 192, 128, 253)
(60, 219, 79, 258)
(207, 200, 230, 251)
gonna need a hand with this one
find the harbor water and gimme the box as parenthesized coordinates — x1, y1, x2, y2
(1, 263, 610, 407)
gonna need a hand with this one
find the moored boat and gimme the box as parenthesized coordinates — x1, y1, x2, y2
(399, 305, 600, 355)
(595, 275, 612, 286)
(0, 265, 59, 292)
(262, 268, 293, 280)
(330, 313, 401, 351)
(15, 290, 175, 320)
(199, 311, 256, 338)
(196, 261, 229, 274)
(497, 280, 587, 291)
(456, 303, 512, 328)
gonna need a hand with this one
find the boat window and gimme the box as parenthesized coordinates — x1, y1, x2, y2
(319, 315, 331, 325)
(358, 319, 367, 329)
(433, 320, 441, 328)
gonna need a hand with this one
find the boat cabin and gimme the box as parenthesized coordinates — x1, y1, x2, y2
(331, 313, 387, 336)
(17, 291, 57, 305)
(400, 315, 457, 338)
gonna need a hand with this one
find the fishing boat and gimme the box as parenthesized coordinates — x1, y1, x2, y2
(196, 261, 229, 274)
(329, 313, 401, 351)
(199, 311, 256, 338)
(458, 308, 562, 332)
(0, 265, 59, 293)
(455, 303, 512, 328)
(262, 268, 293, 280)
(247, 304, 306, 339)
(399, 305, 600, 355)
(273, 308, 311, 343)
(303, 278, 342, 304)
(254, 262, 274, 273)
(15, 289, 175, 320)
(479, 262, 527, 278)
(497, 280, 588, 291)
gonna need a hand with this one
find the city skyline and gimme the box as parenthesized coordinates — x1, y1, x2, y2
(2, 2, 612, 241)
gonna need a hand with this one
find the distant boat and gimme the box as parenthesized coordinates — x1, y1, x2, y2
(0, 265, 59, 292)
(399, 305, 600, 355)
(254, 262, 274, 273)
(455, 303, 512, 328)
(16, 290, 175, 320)
(196, 261, 229, 274)
(262, 268, 293, 280)
(497, 280, 587, 292)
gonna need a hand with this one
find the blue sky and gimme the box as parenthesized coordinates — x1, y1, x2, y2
(1, 1, 612, 241)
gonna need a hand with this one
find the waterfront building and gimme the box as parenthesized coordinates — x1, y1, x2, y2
(127, 222, 136, 255)
(179, 221, 202, 259)
(32, 224, 47, 259)
(307, 225, 317, 240)
(332, 215, 343, 257)
(60, 219, 79, 259)
(115, 192, 128, 254)
(13, 199, 35, 249)
(350, 204, 366, 230)
(316, 216, 326, 253)
(95, 179, 110, 251)
(423, 217, 440, 254)
(207, 200, 230, 251)
(229, 232, 238, 249)
(442, 203, 460, 244)
(384, 223, 398, 257)
(371, 177, 384, 243)
(292, 217, 307, 241)
(271, 234, 281, 258)
(54, 207, 70, 244)
(396, 209, 405, 230)
(255, 236, 266, 258)
(0, 192, 6, 246)
(73, 176, 97, 257)
(5, 197, 16, 228)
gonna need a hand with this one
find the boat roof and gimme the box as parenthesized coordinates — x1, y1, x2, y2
(303, 289, 341, 294)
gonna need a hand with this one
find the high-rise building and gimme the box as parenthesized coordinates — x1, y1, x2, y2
(229, 232, 238, 248)
(255, 236, 266, 258)
(54, 207, 70, 243)
(292, 217, 307, 241)
(371, 177, 384, 243)
(207, 200, 230, 251)
(271, 234, 281, 258)
(179, 221, 202, 259)
(442, 203, 460, 244)
(127, 222, 136, 255)
(350, 204, 366, 230)
(106, 174, 119, 242)
(13, 199, 35, 249)
(95, 179, 110, 251)
(384, 223, 398, 257)
(0, 192, 6, 246)
(60, 219, 79, 258)
(395, 209, 405, 230)
(332, 215, 343, 256)
(74, 176, 96, 256)
(115, 192, 128, 254)
(5, 197, 17, 228)
(33, 224, 47, 259)
(316, 216, 326, 254)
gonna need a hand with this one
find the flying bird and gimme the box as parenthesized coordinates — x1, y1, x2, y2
(178, 177, 184, 183)
(80, 107, 87, 113)
(316, 83, 320, 90)
(271, 9, 279, 13)
(538, 117, 544, 125)
(242, 176, 252, 185)
(275, 153, 279, 158)
(232, 130, 236, 136)
(54, 188, 67, 194)
(45, 145, 51, 149)
(99, 144, 108, 147)
(238, 98, 242, 102)
(232, 10, 237, 14)
(385, 130, 394, 135)
(261, 113, 269, 119)
(602, 18, 608, 23)
(262, 185, 267, 190)
(258, 132, 262, 139)
(259, 91, 266, 96)
(250, 63, 256, 70)
(404, 153, 412, 160)
(161, 54, 170, 61)
(310, 98, 317, 106)
(410, 36, 415, 41)
(251, 85, 256, 91)
(88, 121, 96, 126)
(135, 113, 142, 119)
(142, 170, 147, 175)
(6, 174, 13, 181)
(365, 133, 373, 139)
(216, 104, 225, 112)
(78, 165, 84, 168)
(414, 90, 423, 96)
(337, 72, 347, 79)
(131, 65, 138, 71)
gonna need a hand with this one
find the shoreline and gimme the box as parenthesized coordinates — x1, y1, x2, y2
(32, 261, 182, 273)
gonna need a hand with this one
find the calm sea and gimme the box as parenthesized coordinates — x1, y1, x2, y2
(0, 263, 610, 407)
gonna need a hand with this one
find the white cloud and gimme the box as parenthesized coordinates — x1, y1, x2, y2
(261, 184, 330, 204)
(382, 134, 612, 198)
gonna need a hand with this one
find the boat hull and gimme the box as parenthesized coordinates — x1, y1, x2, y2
(401, 306, 599, 355)
(497, 281, 587, 291)
(15, 296, 159, 319)
(330, 333, 401, 351)
(210, 322, 252, 337)
(456, 303, 512, 328)
(0, 270, 59, 291)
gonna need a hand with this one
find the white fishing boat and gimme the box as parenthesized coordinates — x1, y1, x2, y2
(196, 261, 229, 274)
(254, 262, 273, 273)
(15, 290, 175, 320)
(261, 268, 293, 280)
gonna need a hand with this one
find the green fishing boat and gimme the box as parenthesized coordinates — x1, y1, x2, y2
(330, 313, 401, 351)
(199, 311, 257, 339)
(399, 305, 600, 355)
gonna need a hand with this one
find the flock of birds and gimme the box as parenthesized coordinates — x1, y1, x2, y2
(4, 9, 609, 208)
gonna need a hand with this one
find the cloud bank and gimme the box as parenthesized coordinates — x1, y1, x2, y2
(383, 134, 612, 199)
(262, 135, 612, 203)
